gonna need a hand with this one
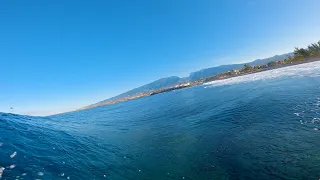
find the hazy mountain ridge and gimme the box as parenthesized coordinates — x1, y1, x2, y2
(188, 53, 293, 80)
(85, 53, 292, 109)
(91, 76, 183, 106)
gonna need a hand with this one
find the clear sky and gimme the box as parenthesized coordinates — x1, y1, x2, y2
(0, 0, 319, 116)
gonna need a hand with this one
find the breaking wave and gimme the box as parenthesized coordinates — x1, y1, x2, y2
(204, 61, 320, 88)
(1, 61, 320, 179)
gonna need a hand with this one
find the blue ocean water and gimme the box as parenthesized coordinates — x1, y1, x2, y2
(1, 61, 320, 180)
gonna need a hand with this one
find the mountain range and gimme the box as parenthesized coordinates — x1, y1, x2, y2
(85, 53, 292, 109)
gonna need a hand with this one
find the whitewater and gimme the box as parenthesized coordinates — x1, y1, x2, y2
(0, 61, 320, 179)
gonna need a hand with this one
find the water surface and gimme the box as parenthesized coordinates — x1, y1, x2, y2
(1, 61, 320, 180)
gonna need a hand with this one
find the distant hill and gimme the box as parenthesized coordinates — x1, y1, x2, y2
(84, 76, 183, 109)
(84, 53, 292, 109)
(188, 53, 293, 81)
(105, 76, 182, 102)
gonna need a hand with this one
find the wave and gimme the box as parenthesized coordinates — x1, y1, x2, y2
(204, 61, 320, 88)
(0, 112, 78, 179)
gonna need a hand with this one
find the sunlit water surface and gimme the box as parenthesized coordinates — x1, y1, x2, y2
(1, 61, 320, 180)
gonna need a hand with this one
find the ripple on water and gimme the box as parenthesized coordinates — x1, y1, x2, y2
(294, 96, 320, 131)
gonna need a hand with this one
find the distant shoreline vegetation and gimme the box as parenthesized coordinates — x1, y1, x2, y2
(207, 41, 320, 80)
(79, 41, 320, 111)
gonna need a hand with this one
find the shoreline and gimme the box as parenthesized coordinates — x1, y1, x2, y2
(80, 58, 320, 111)
(203, 57, 320, 83)
(6, 57, 318, 116)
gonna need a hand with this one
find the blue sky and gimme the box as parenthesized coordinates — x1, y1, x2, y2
(0, 0, 319, 116)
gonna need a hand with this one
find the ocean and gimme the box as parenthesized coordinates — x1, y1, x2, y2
(1, 61, 320, 180)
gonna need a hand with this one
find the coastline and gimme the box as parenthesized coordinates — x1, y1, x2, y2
(203, 57, 320, 83)
(80, 57, 320, 111)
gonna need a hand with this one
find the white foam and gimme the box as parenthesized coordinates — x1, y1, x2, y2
(312, 118, 320, 123)
(0, 167, 4, 178)
(204, 61, 320, 88)
(294, 113, 300, 116)
(10, 151, 17, 158)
